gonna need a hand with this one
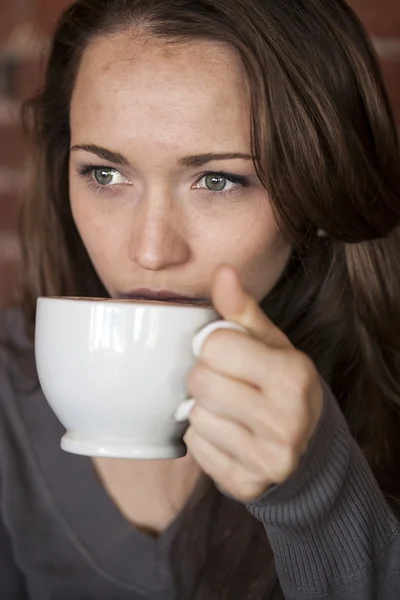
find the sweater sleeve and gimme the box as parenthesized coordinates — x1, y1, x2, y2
(0, 512, 28, 600)
(246, 381, 400, 600)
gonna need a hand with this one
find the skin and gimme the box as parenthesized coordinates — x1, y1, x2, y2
(68, 33, 323, 526)
(69, 34, 290, 303)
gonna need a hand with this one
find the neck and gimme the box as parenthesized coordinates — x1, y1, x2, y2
(92, 452, 202, 535)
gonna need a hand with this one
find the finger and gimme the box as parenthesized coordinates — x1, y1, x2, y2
(184, 425, 234, 484)
(189, 403, 253, 464)
(188, 361, 271, 433)
(188, 361, 312, 447)
(198, 327, 298, 392)
(188, 403, 285, 476)
(211, 265, 291, 349)
(184, 427, 275, 501)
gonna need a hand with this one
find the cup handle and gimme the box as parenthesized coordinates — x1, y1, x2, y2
(174, 320, 248, 422)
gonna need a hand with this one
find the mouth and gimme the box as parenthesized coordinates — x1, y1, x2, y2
(116, 289, 209, 305)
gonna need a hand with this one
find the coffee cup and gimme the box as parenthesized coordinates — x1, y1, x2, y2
(34, 297, 245, 459)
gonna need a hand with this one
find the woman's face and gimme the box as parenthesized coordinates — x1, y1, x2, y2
(69, 33, 291, 303)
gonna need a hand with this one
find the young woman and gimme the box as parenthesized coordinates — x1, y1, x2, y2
(1, 0, 400, 598)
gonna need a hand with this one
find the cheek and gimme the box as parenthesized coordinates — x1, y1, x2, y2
(241, 236, 291, 301)
(69, 183, 122, 270)
(69, 176, 92, 242)
(194, 204, 291, 302)
(232, 231, 291, 301)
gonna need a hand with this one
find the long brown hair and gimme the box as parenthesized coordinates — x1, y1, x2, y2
(19, 0, 400, 598)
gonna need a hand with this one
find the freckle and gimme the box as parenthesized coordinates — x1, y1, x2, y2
(102, 62, 113, 74)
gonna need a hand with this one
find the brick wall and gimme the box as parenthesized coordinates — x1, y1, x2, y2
(0, 0, 71, 308)
(1, 0, 399, 309)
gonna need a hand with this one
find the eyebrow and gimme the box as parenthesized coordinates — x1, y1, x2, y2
(70, 144, 253, 168)
(70, 144, 130, 166)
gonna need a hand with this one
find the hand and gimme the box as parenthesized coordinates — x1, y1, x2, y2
(184, 265, 324, 502)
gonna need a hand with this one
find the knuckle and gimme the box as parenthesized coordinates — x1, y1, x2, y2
(288, 350, 316, 394)
(225, 466, 262, 502)
(202, 328, 227, 356)
(187, 403, 200, 426)
(187, 364, 209, 397)
(183, 426, 194, 445)
(277, 446, 300, 482)
(223, 464, 245, 496)
(203, 328, 245, 362)
(256, 462, 275, 492)
(282, 421, 305, 448)
(228, 470, 266, 502)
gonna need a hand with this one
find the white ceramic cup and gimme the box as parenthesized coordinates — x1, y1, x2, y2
(34, 297, 245, 459)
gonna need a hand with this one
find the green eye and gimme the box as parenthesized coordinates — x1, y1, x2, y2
(93, 168, 115, 185)
(204, 174, 227, 191)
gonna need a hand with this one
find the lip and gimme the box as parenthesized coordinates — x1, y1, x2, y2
(116, 288, 209, 305)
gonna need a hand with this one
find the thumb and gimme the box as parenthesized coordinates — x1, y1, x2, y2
(211, 265, 291, 348)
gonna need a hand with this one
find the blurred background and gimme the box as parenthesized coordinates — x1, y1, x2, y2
(0, 0, 399, 309)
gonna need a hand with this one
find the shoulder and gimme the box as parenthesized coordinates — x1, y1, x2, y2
(0, 306, 36, 401)
(0, 306, 55, 471)
(0, 306, 33, 349)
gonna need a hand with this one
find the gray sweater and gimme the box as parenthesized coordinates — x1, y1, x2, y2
(0, 307, 399, 599)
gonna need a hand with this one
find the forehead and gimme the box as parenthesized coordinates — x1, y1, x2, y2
(70, 33, 251, 153)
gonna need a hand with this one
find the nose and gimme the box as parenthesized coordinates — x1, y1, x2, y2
(128, 193, 191, 271)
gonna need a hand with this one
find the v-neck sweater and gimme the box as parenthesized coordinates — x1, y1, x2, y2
(0, 307, 399, 599)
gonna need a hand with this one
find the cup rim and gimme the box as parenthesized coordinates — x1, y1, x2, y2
(36, 296, 215, 310)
